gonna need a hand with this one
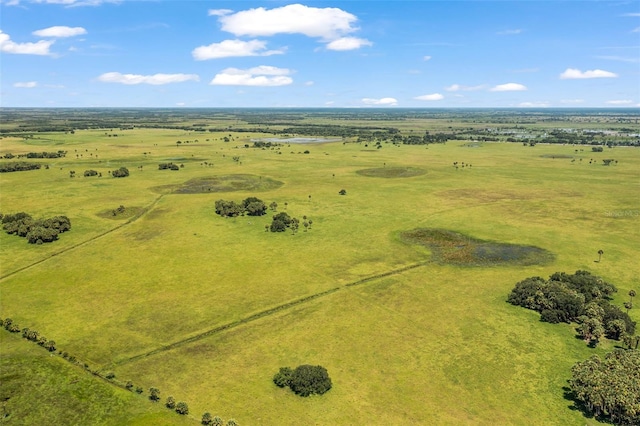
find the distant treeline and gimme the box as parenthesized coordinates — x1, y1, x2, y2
(3, 151, 67, 159)
(0, 162, 42, 173)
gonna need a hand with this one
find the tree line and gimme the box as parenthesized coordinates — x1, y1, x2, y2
(2, 151, 67, 159)
(0, 162, 42, 173)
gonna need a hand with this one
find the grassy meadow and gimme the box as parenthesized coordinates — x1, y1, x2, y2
(1, 114, 639, 425)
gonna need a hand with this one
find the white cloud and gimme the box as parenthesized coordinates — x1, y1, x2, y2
(605, 99, 633, 105)
(632, 27, 640, 33)
(518, 101, 549, 107)
(14, 81, 38, 88)
(560, 99, 585, 104)
(0, 30, 54, 55)
(7, 0, 121, 6)
(210, 66, 293, 86)
(445, 84, 486, 92)
(218, 4, 359, 40)
(423, 55, 432, 61)
(326, 37, 372, 51)
(97, 72, 200, 85)
(497, 29, 523, 35)
(304, 81, 314, 86)
(559, 68, 618, 79)
(208, 9, 233, 17)
(362, 97, 398, 106)
(192, 39, 285, 60)
(33, 26, 87, 38)
(490, 83, 527, 92)
(622, 13, 640, 17)
(414, 93, 444, 101)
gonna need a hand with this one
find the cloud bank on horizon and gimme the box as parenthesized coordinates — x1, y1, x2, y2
(0, 1, 638, 107)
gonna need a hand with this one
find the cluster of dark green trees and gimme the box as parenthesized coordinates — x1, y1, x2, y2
(508, 271, 635, 345)
(158, 162, 181, 170)
(267, 212, 312, 234)
(215, 197, 267, 217)
(569, 349, 639, 425)
(2, 151, 66, 159)
(84, 169, 100, 177)
(111, 167, 129, 178)
(1, 212, 71, 244)
(0, 162, 41, 173)
(1, 318, 56, 352)
(273, 365, 332, 397)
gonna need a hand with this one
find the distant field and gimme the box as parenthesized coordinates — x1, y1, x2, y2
(1, 110, 638, 425)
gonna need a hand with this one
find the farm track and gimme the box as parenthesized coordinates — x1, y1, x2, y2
(112, 261, 429, 368)
(0, 194, 165, 281)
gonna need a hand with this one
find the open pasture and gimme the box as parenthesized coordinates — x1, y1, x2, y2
(1, 112, 639, 425)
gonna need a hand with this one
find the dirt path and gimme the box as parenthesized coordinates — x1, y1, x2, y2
(112, 262, 428, 368)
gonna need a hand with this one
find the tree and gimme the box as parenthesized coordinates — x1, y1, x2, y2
(275, 365, 332, 397)
(226, 420, 238, 426)
(269, 201, 278, 211)
(111, 167, 129, 178)
(597, 249, 603, 262)
(339, 189, 347, 195)
(630, 289, 637, 305)
(290, 217, 300, 234)
(569, 349, 640, 425)
(175, 401, 189, 415)
(165, 396, 176, 409)
(149, 387, 160, 402)
(202, 412, 213, 425)
(212, 416, 223, 426)
(270, 212, 292, 232)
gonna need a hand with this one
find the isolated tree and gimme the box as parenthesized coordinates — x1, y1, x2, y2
(597, 249, 604, 262)
(630, 289, 637, 304)
(290, 217, 300, 234)
(269, 201, 278, 211)
(165, 396, 176, 409)
(175, 401, 189, 415)
(226, 420, 238, 426)
(212, 416, 223, 426)
(339, 189, 347, 195)
(202, 412, 213, 425)
(149, 387, 160, 402)
(624, 302, 633, 314)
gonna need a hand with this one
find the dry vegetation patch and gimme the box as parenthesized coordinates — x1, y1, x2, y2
(356, 167, 425, 178)
(152, 174, 284, 194)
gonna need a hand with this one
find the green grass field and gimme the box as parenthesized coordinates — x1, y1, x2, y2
(1, 118, 638, 425)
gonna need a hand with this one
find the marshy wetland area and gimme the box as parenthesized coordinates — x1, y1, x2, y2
(0, 108, 639, 425)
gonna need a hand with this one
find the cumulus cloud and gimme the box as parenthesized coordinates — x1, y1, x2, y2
(219, 4, 357, 39)
(490, 83, 527, 92)
(212, 4, 372, 50)
(445, 84, 486, 92)
(192, 39, 284, 60)
(210, 66, 293, 86)
(33, 26, 87, 38)
(0, 30, 54, 55)
(14, 81, 38, 88)
(559, 68, 618, 79)
(362, 97, 398, 106)
(97, 72, 200, 85)
(326, 37, 372, 51)
(414, 93, 444, 101)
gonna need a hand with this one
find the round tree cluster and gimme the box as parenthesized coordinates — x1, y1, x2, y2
(273, 365, 332, 397)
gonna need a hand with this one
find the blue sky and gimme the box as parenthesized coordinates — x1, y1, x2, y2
(1, 0, 639, 108)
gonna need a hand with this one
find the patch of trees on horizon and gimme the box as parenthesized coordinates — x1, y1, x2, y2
(3, 151, 67, 159)
(158, 162, 181, 170)
(508, 270, 635, 346)
(1, 212, 71, 244)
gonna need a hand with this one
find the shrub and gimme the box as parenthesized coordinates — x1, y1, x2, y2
(272, 367, 293, 388)
(175, 401, 189, 415)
